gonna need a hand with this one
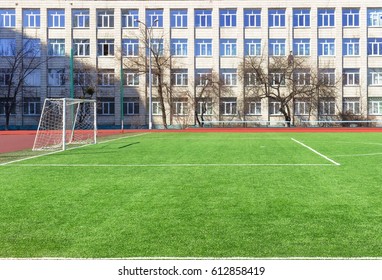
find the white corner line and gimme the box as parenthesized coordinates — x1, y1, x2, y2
(291, 138, 341, 166)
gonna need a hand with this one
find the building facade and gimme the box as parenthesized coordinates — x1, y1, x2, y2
(1, 0, 382, 128)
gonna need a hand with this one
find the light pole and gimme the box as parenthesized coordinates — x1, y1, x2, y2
(136, 19, 158, 130)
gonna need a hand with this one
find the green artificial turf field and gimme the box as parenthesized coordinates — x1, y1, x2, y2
(0, 132, 381, 258)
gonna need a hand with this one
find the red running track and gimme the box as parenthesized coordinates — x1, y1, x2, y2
(1, 127, 381, 154)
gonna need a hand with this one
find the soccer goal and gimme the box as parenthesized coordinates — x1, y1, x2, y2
(33, 98, 97, 151)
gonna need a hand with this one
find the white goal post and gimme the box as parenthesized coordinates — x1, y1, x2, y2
(33, 98, 97, 151)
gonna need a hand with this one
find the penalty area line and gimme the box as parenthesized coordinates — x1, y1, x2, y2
(10, 163, 335, 167)
(291, 138, 340, 166)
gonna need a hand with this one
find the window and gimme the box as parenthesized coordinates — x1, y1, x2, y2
(0, 39, 15, 56)
(148, 73, 160, 86)
(220, 39, 237, 56)
(221, 69, 237, 86)
(146, 9, 163, 28)
(73, 39, 90, 56)
(318, 39, 335, 56)
(245, 39, 261, 56)
(23, 98, 41, 115)
(0, 98, 15, 115)
(171, 9, 187, 28)
(97, 98, 115, 115)
(122, 9, 138, 28)
(171, 69, 188, 86)
(293, 69, 311, 86)
(343, 38, 360, 56)
(343, 8, 360, 27)
(269, 99, 282, 115)
(244, 9, 261, 27)
(122, 39, 139, 56)
(318, 8, 335, 27)
(293, 9, 310, 27)
(220, 9, 236, 27)
(123, 97, 140, 115)
(173, 98, 188, 116)
(319, 98, 336, 115)
(74, 71, 92, 86)
(195, 69, 212, 86)
(97, 39, 114, 56)
(293, 39, 310, 56)
(197, 99, 213, 115)
(294, 99, 311, 115)
(369, 68, 382, 85)
(244, 71, 259, 86)
(0, 68, 11, 86)
(48, 69, 65, 86)
(48, 9, 65, 28)
(195, 39, 212, 56)
(368, 8, 382, 27)
(24, 69, 41, 87)
(221, 98, 237, 115)
(368, 98, 382, 115)
(124, 69, 139, 86)
(195, 9, 212, 28)
(343, 69, 360, 86)
(0, 9, 16, 28)
(23, 9, 40, 28)
(245, 99, 261, 115)
(343, 98, 360, 114)
(97, 10, 114, 28)
(152, 99, 162, 115)
(171, 39, 188, 56)
(269, 9, 286, 27)
(23, 39, 41, 57)
(98, 70, 115, 86)
(48, 39, 65, 56)
(319, 69, 336, 86)
(269, 71, 285, 86)
(368, 38, 382, 56)
(73, 10, 90, 28)
(269, 39, 286, 56)
(150, 39, 164, 56)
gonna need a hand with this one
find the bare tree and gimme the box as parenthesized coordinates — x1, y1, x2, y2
(0, 39, 48, 130)
(187, 70, 222, 127)
(73, 60, 97, 99)
(122, 26, 171, 128)
(240, 52, 339, 126)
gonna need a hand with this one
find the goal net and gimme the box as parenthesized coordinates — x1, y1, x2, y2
(33, 98, 97, 151)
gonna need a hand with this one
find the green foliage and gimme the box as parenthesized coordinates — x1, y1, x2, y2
(0, 132, 381, 258)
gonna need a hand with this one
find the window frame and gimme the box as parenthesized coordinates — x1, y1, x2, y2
(48, 9, 65, 28)
(244, 9, 261, 28)
(220, 39, 237, 57)
(195, 39, 213, 57)
(122, 9, 138, 28)
(72, 9, 90, 28)
(23, 9, 40, 28)
(170, 9, 187, 28)
(268, 9, 286, 28)
(318, 8, 335, 27)
(293, 9, 310, 28)
(195, 9, 212, 28)
(0, 9, 16, 28)
(318, 39, 335, 56)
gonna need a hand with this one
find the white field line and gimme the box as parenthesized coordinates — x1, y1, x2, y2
(10, 163, 334, 167)
(291, 138, 341, 166)
(333, 152, 382, 157)
(0, 132, 150, 167)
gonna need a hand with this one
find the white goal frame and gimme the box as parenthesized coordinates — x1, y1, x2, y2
(33, 98, 97, 151)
